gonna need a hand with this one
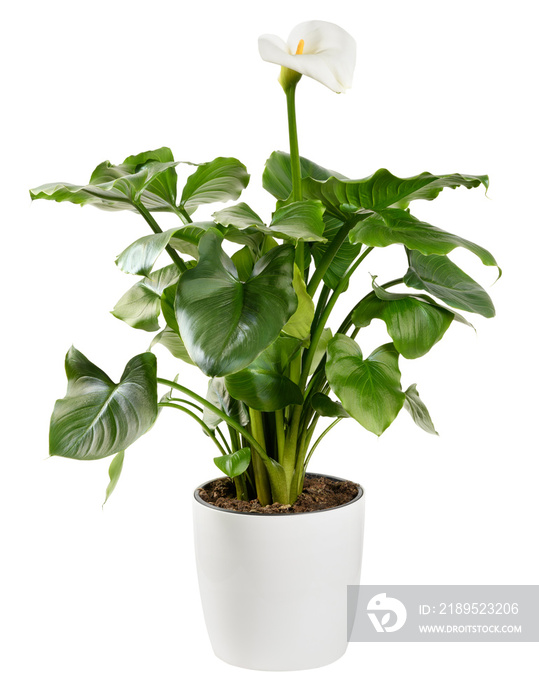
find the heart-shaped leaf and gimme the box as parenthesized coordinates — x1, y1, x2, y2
(214, 447, 252, 478)
(326, 335, 404, 436)
(50, 348, 158, 460)
(176, 233, 297, 376)
(352, 290, 454, 359)
(404, 250, 496, 318)
(225, 337, 303, 411)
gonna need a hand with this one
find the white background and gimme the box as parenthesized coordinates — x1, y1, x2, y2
(1, 0, 537, 697)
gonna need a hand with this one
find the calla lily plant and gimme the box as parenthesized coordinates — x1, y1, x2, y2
(31, 21, 498, 506)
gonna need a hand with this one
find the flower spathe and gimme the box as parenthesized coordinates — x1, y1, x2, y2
(258, 20, 356, 93)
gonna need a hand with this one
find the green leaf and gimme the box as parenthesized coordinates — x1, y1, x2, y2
(308, 328, 333, 375)
(326, 335, 404, 436)
(149, 327, 194, 364)
(404, 384, 438, 436)
(404, 250, 496, 318)
(112, 265, 179, 331)
(312, 214, 363, 290)
(168, 222, 220, 260)
(269, 201, 326, 243)
(212, 202, 264, 229)
(102, 451, 125, 507)
(213, 200, 327, 243)
(50, 348, 158, 460)
(311, 393, 349, 418)
(351, 288, 454, 359)
(214, 447, 252, 479)
(180, 157, 250, 215)
(231, 245, 255, 281)
(116, 231, 174, 276)
(282, 265, 315, 342)
(122, 147, 179, 211)
(349, 208, 498, 270)
(262, 151, 345, 202)
(176, 232, 297, 376)
(225, 337, 303, 411)
(301, 169, 489, 219)
(30, 147, 180, 213)
(203, 377, 249, 430)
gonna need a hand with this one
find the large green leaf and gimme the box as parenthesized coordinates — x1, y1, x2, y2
(403, 384, 438, 435)
(30, 147, 180, 213)
(404, 250, 496, 318)
(112, 265, 179, 331)
(326, 335, 404, 436)
(282, 265, 315, 342)
(349, 208, 498, 269)
(213, 201, 327, 243)
(214, 448, 252, 478)
(180, 157, 250, 215)
(225, 337, 303, 411)
(263, 152, 488, 221)
(175, 232, 297, 376)
(351, 289, 454, 359)
(203, 377, 249, 430)
(50, 348, 158, 460)
(301, 169, 488, 218)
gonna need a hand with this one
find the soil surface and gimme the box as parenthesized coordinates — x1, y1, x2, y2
(197, 474, 360, 514)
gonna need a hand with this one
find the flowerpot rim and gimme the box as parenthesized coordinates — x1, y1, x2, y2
(193, 472, 364, 516)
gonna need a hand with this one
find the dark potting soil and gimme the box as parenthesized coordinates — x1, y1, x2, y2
(197, 475, 360, 514)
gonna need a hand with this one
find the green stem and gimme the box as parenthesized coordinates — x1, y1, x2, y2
(286, 84, 304, 272)
(158, 402, 226, 455)
(299, 247, 374, 393)
(248, 408, 272, 506)
(306, 216, 366, 298)
(134, 201, 188, 273)
(162, 396, 232, 452)
(275, 410, 285, 464)
(157, 378, 271, 464)
(304, 418, 343, 469)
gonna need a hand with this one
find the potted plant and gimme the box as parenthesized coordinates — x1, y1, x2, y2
(30, 20, 498, 671)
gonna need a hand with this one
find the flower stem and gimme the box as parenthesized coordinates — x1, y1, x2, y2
(286, 84, 304, 272)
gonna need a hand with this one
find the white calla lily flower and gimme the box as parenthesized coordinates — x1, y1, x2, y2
(258, 20, 356, 93)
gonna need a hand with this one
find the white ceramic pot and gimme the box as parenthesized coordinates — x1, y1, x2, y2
(192, 473, 365, 671)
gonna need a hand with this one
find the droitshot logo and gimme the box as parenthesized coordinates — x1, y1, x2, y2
(367, 593, 407, 633)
